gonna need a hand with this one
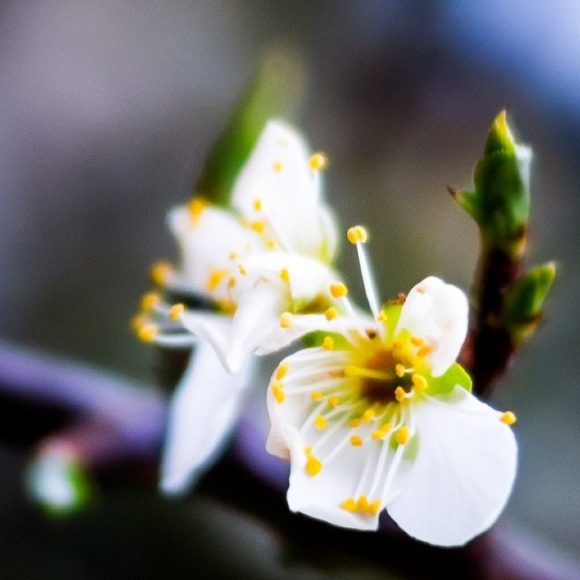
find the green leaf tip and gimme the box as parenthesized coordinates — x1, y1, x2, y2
(25, 449, 95, 517)
(454, 111, 533, 248)
(504, 262, 556, 327)
(195, 46, 307, 206)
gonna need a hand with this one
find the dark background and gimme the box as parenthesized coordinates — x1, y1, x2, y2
(0, 1, 578, 577)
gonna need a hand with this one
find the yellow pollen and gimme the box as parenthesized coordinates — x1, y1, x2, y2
(349, 417, 361, 428)
(140, 292, 160, 312)
(314, 415, 327, 430)
(137, 324, 158, 343)
(250, 221, 265, 235)
(395, 386, 407, 402)
(216, 299, 236, 315)
(329, 282, 348, 298)
(169, 303, 184, 321)
(418, 344, 434, 358)
(311, 391, 324, 402)
(340, 498, 358, 512)
(227, 277, 236, 289)
(228, 251, 239, 261)
(500, 411, 517, 426)
(396, 426, 410, 445)
(276, 362, 289, 380)
(253, 198, 263, 212)
(346, 225, 369, 244)
(367, 500, 381, 516)
(151, 261, 173, 286)
(279, 312, 294, 329)
(372, 423, 392, 440)
(378, 310, 388, 322)
(272, 382, 285, 404)
(322, 336, 334, 350)
(273, 160, 284, 173)
(395, 363, 406, 378)
(357, 496, 370, 512)
(363, 409, 376, 423)
(187, 197, 207, 225)
(328, 396, 341, 407)
(325, 306, 338, 320)
(131, 314, 147, 332)
(238, 263, 248, 276)
(411, 336, 424, 347)
(308, 151, 328, 171)
(206, 269, 227, 291)
(350, 435, 364, 447)
(304, 448, 323, 477)
(266, 239, 278, 250)
(412, 374, 428, 391)
(280, 268, 290, 283)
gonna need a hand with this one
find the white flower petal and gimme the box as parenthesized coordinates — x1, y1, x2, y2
(396, 276, 468, 376)
(180, 312, 232, 370)
(159, 342, 253, 496)
(231, 120, 331, 258)
(167, 205, 257, 299)
(387, 387, 517, 547)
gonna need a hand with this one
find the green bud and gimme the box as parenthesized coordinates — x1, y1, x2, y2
(504, 262, 556, 341)
(453, 111, 532, 250)
(195, 47, 306, 206)
(26, 449, 94, 517)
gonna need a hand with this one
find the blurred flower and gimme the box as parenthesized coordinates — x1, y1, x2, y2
(266, 232, 518, 546)
(135, 120, 345, 494)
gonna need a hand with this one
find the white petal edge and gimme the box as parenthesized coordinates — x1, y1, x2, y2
(159, 341, 253, 496)
(387, 387, 517, 546)
(396, 276, 468, 376)
(180, 311, 232, 370)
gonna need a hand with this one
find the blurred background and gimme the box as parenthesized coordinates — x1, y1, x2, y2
(0, 1, 578, 577)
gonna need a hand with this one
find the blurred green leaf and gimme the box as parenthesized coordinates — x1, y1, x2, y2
(195, 47, 306, 206)
(428, 362, 472, 396)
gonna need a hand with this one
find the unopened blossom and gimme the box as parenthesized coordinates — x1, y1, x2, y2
(135, 120, 348, 494)
(266, 228, 518, 546)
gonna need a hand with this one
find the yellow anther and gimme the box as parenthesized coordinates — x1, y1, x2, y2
(395, 386, 407, 402)
(411, 336, 424, 347)
(273, 160, 284, 173)
(349, 417, 361, 428)
(418, 344, 434, 358)
(228, 251, 239, 261)
(340, 498, 358, 512)
(500, 411, 517, 426)
(250, 221, 265, 235)
(169, 303, 184, 321)
(253, 198, 263, 212)
(140, 292, 160, 312)
(328, 396, 341, 408)
(314, 415, 327, 430)
(276, 362, 289, 380)
(272, 382, 285, 404)
(322, 336, 334, 350)
(395, 363, 406, 378)
(396, 426, 410, 445)
(308, 151, 328, 171)
(151, 261, 173, 286)
(324, 306, 338, 321)
(216, 299, 236, 315)
(329, 282, 348, 298)
(131, 314, 147, 332)
(187, 197, 207, 225)
(304, 449, 323, 477)
(378, 310, 388, 322)
(412, 374, 428, 391)
(137, 324, 158, 343)
(227, 277, 236, 289)
(280, 268, 290, 283)
(372, 423, 392, 441)
(266, 239, 278, 250)
(350, 435, 364, 447)
(311, 390, 324, 402)
(367, 500, 381, 516)
(206, 269, 227, 292)
(238, 263, 248, 276)
(346, 225, 369, 244)
(279, 312, 294, 329)
(363, 409, 376, 423)
(357, 496, 370, 512)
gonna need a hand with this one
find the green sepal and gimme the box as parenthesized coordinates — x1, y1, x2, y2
(454, 111, 531, 247)
(195, 47, 306, 206)
(26, 451, 95, 517)
(427, 362, 472, 396)
(504, 262, 556, 341)
(301, 331, 350, 350)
